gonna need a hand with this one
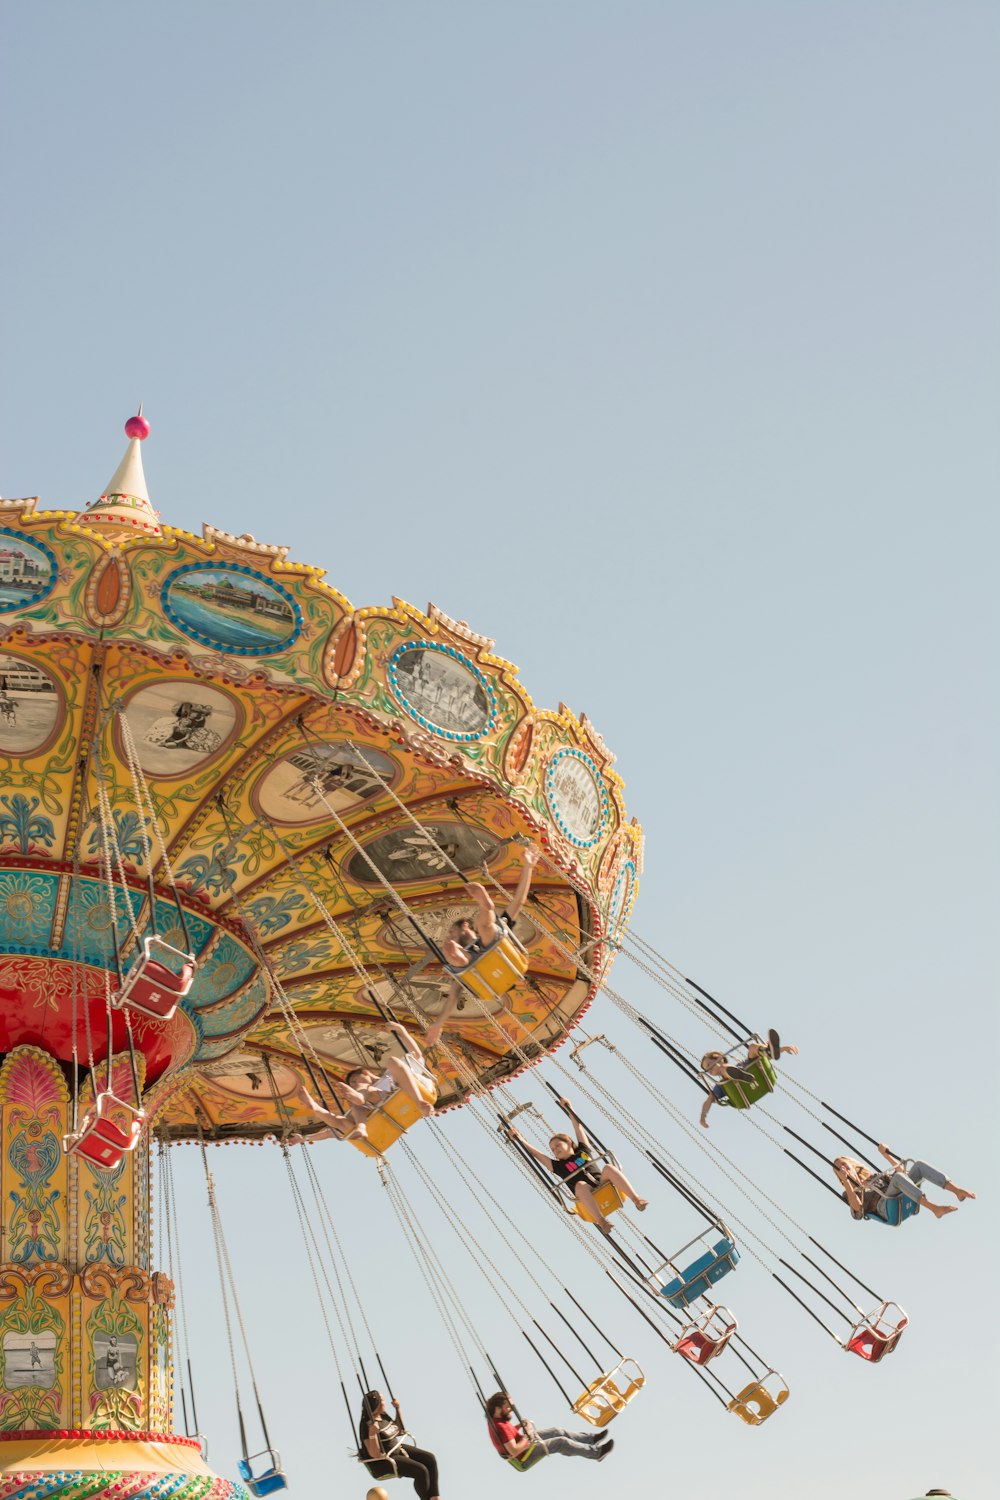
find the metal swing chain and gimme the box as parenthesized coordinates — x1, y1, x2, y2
(378, 1163, 488, 1391)
(199, 1137, 246, 1414)
(276, 1139, 352, 1390)
(117, 707, 193, 951)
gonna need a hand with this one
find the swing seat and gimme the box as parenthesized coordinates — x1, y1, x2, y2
(62, 1092, 146, 1170)
(720, 1053, 776, 1110)
(673, 1304, 738, 1366)
(572, 1358, 644, 1426)
(659, 1238, 740, 1309)
(571, 1181, 625, 1224)
(846, 1302, 908, 1362)
(727, 1370, 789, 1426)
(446, 931, 528, 1003)
(349, 1081, 437, 1158)
(504, 1443, 546, 1472)
(114, 935, 196, 1021)
(238, 1450, 287, 1496)
(865, 1194, 920, 1226)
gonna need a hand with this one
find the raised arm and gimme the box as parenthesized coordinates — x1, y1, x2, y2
(506, 1125, 552, 1168)
(877, 1142, 901, 1169)
(387, 1019, 422, 1060)
(506, 847, 540, 920)
(557, 1098, 590, 1150)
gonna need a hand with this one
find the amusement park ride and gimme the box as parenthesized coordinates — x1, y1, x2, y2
(0, 414, 966, 1500)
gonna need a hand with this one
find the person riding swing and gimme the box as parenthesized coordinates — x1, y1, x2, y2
(505, 1097, 648, 1235)
(358, 1389, 442, 1500)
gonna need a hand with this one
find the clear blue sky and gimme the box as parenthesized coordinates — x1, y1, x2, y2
(2, 4, 996, 1497)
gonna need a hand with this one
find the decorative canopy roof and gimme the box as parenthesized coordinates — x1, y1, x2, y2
(0, 415, 641, 1141)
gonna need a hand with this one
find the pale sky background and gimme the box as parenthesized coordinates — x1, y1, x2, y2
(2, 4, 997, 1498)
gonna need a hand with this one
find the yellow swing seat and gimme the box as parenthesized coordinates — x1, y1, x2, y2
(572, 1358, 645, 1428)
(727, 1369, 789, 1426)
(571, 1181, 625, 1224)
(447, 931, 528, 1003)
(349, 1078, 437, 1158)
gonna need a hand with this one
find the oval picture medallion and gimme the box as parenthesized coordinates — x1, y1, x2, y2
(545, 748, 608, 848)
(0, 653, 62, 755)
(162, 564, 301, 656)
(347, 820, 498, 886)
(254, 743, 396, 825)
(388, 642, 496, 741)
(0, 531, 56, 615)
(119, 680, 241, 778)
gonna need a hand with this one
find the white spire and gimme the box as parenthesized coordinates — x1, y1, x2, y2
(85, 407, 161, 537)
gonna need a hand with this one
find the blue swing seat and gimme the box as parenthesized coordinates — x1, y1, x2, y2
(660, 1238, 740, 1309)
(865, 1194, 920, 1226)
(238, 1451, 288, 1497)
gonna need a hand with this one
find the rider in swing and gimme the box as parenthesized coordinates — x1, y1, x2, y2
(425, 846, 539, 1048)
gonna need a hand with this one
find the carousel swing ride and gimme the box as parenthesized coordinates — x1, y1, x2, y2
(0, 413, 960, 1500)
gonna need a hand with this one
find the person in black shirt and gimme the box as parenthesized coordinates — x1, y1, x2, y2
(358, 1390, 441, 1500)
(506, 1097, 648, 1234)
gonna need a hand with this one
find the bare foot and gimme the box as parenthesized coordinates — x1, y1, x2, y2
(634, 1199, 649, 1212)
(928, 1202, 957, 1219)
(343, 1123, 369, 1141)
(417, 1099, 436, 1117)
(596, 1220, 613, 1236)
(950, 1185, 976, 1202)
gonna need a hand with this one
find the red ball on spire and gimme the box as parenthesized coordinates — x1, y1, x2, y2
(125, 411, 150, 440)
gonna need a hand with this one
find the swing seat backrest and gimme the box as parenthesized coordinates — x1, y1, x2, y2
(865, 1194, 920, 1226)
(720, 1054, 776, 1110)
(727, 1372, 789, 1426)
(238, 1450, 287, 1496)
(598, 1357, 645, 1407)
(350, 1088, 430, 1158)
(63, 1093, 146, 1169)
(571, 1181, 625, 1224)
(446, 931, 528, 1002)
(660, 1238, 740, 1309)
(115, 936, 196, 1021)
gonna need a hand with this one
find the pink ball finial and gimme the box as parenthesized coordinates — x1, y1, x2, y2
(125, 406, 150, 441)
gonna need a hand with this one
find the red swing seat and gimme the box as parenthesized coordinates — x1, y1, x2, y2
(673, 1304, 738, 1366)
(114, 935, 196, 1020)
(63, 1092, 146, 1170)
(846, 1301, 909, 1363)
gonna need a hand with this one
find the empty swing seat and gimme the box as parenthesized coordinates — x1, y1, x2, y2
(572, 1358, 644, 1428)
(727, 1370, 789, 1426)
(114, 935, 196, 1021)
(720, 1053, 776, 1110)
(238, 1450, 287, 1496)
(846, 1302, 909, 1363)
(658, 1238, 740, 1310)
(446, 931, 528, 1003)
(673, 1304, 738, 1366)
(63, 1093, 146, 1171)
(350, 1080, 437, 1159)
(572, 1181, 625, 1224)
(865, 1194, 920, 1226)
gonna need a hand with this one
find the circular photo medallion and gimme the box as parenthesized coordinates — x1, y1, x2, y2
(545, 748, 608, 848)
(162, 564, 301, 656)
(388, 642, 496, 741)
(253, 742, 396, 825)
(0, 653, 62, 756)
